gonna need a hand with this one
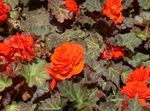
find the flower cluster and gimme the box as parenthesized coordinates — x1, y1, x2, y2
(65, 0, 78, 13)
(101, 0, 124, 25)
(121, 66, 150, 106)
(100, 44, 125, 60)
(0, 1, 10, 25)
(4, 33, 37, 62)
(45, 42, 84, 90)
(0, 33, 36, 72)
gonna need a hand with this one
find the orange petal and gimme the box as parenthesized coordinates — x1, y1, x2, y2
(0, 43, 10, 56)
(45, 67, 60, 81)
(66, 60, 84, 79)
(50, 79, 57, 90)
(139, 99, 146, 106)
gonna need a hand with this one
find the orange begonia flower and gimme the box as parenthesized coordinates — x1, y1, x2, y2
(100, 44, 125, 60)
(0, 33, 36, 73)
(126, 66, 150, 83)
(65, 0, 78, 13)
(0, 43, 11, 56)
(0, 1, 10, 25)
(121, 81, 150, 106)
(0, 43, 12, 63)
(45, 42, 84, 90)
(4, 33, 36, 62)
(101, 0, 124, 25)
(121, 66, 150, 106)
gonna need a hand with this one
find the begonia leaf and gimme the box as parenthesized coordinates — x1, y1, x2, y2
(38, 92, 67, 111)
(6, 0, 19, 9)
(0, 75, 12, 92)
(84, 31, 104, 69)
(48, 0, 73, 23)
(58, 80, 98, 110)
(122, 0, 134, 9)
(61, 29, 88, 40)
(116, 32, 142, 52)
(101, 62, 131, 91)
(4, 102, 21, 111)
(78, 15, 96, 26)
(18, 102, 36, 111)
(124, 52, 149, 68)
(125, 95, 142, 111)
(83, 0, 102, 12)
(21, 60, 50, 87)
(138, 0, 150, 10)
(32, 25, 50, 40)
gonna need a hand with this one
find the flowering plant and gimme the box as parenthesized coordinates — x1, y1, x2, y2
(0, 0, 149, 110)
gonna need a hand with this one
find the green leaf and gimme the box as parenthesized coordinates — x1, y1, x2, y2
(78, 15, 96, 26)
(116, 32, 142, 52)
(135, 30, 148, 41)
(18, 102, 36, 111)
(32, 82, 49, 101)
(84, 31, 104, 69)
(0, 75, 12, 92)
(46, 32, 68, 49)
(97, 93, 124, 111)
(4, 102, 21, 111)
(140, 11, 150, 21)
(121, 69, 132, 83)
(138, 0, 150, 10)
(61, 29, 88, 40)
(38, 93, 67, 111)
(142, 60, 150, 67)
(48, 0, 73, 23)
(102, 62, 131, 91)
(83, 0, 102, 12)
(83, 64, 104, 87)
(32, 25, 50, 40)
(19, 0, 30, 7)
(6, 0, 19, 9)
(124, 52, 149, 68)
(135, 11, 150, 26)
(122, 0, 134, 9)
(58, 80, 98, 110)
(125, 95, 142, 111)
(21, 60, 50, 87)
(121, 17, 135, 29)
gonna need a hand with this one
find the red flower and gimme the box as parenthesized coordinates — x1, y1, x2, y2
(0, 43, 12, 72)
(45, 42, 84, 90)
(0, 43, 11, 57)
(121, 66, 150, 106)
(101, 0, 124, 25)
(0, 42, 13, 63)
(100, 44, 125, 60)
(126, 66, 150, 83)
(121, 81, 150, 106)
(0, 1, 10, 25)
(65, 0, 78, 13)
(4, 33, 36, 61)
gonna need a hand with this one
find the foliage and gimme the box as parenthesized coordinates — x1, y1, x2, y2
(116, 32, 142, 52)
(58, 80, 98, 110)
(21, 60, 50, 87)
(83, 0, 102, 12)
(0, 75, 12, 92)
(48, 0, 73, 23)
(124, 52, 149, 68)
(0, 0, 149, 110)
(4, 102, 21, 111)
(138, 0, 150, 10)
(6, 0, 19, 9)
(38, 93, 67, 111)
(125, 95, 142, 111)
